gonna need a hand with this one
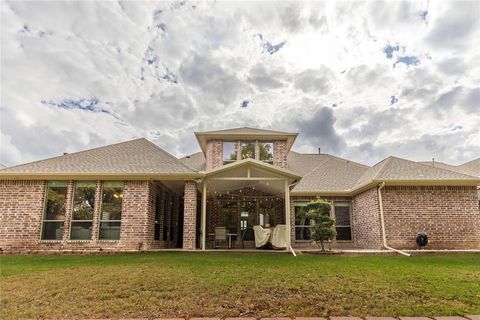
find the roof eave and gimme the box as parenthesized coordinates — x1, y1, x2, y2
(194, 131, 299, 155)
(202, 158, 302, 180)
(0, 172, 203, 181)
(290, 191, 352, 196)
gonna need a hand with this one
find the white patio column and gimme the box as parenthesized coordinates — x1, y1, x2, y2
(201, 181, 207, 250)
(284, 179, 291, 251)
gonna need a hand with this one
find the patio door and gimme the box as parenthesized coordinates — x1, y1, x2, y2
(239, 201, 256, 241)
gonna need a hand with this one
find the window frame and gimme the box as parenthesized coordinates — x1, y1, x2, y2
(293, 201, 313, 241)
(222, 141, 238, 165)
(69, 181, 96, 241)
(258, 141, 274, 164)
(99, 181, 123, 241)
(333, 201, 353, 241)
(40, 181, 69, 241)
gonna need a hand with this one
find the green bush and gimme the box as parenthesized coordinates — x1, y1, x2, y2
(305, 199, 336, 251)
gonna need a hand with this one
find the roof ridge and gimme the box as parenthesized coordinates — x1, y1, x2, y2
(304, 157, 333, 176)
(374, 156, 395, 180)
(3, 137, 146, 171)
(411, 157, 480, 179)
(292, 151, 369, 168)
(457, 157, 480, 167)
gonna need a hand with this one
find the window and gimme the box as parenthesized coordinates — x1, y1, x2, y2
(240, 141, 255, 159)
(294, 202, 314, 240)
(70, 181, 96, 240)
(41, 181, 68, 240)
(220, 201, 238, 233)
(99, 181, 123, 240)
(259, 141, 274, 164)
(334, 202, 352, 241)
(154, 191, 162, 240)
(223, 141, 238, 164)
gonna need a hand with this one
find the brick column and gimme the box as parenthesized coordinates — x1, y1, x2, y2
(183, 181, 197, 250)
(62, 180, 74, 241)
(273, 140, 288, 168)
(91, 181, 102, 241)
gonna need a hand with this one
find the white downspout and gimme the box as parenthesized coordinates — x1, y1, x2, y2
(378, 182, 411, 257)
(286, 180, 299, 257)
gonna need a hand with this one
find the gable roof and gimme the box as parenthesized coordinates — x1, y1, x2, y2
(179, 152, 206, 171)
(0, 138, 199, 179)
(194, 127, 298, 154)
(353, 156, 480, 191)
(197, 127, 297, 136)
(288, 152, 369, 194)
(456, 158, 480, 177)
(418, 161, 458, 172)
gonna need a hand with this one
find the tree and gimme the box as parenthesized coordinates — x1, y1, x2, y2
(305, 199, 336, 252)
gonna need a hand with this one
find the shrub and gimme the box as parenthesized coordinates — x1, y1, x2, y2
(305, 199, 336, 251)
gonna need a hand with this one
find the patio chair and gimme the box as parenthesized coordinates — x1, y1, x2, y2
(214, 227, 228, 248)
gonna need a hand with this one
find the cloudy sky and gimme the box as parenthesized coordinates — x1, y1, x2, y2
(1, 0, 479, 167)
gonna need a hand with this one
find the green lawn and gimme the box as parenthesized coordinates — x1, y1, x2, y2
(1, 253, 479, 319)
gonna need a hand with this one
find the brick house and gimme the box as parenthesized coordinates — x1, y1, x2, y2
(1, 127, 479, 253)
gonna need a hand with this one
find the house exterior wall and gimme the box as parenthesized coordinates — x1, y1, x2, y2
(0, 179, 173, 253)
(0, 180, 45, 251)
(205, 140, 223, 170)
(382, 186, 480, 249)
(351, 188, 383, 249)
(273, 140, 288, 168)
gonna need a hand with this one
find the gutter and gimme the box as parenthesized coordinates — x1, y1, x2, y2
(377, 182, 411, 257)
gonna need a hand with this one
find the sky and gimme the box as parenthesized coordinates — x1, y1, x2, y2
(1, 0, 479, 167)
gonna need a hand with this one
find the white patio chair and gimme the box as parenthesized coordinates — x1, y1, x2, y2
(214, 227, 228, 248)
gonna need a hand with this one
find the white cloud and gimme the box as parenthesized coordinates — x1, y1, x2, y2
(0, 0, 479, 167)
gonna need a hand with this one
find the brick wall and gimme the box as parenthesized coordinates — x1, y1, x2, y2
(0, 180, 45, 251)
(352, 188, 383, 249)
(273, 140, 287, 168)
(182, 180, 197, 250)
(382, 186, 480, 249)
(0, 179, 161, 253)
(205, 140, 223, 170)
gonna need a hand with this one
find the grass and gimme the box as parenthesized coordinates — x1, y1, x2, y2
(0, 253, 479, 319)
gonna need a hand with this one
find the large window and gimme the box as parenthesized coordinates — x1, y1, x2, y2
(70, 181, 96, 240)
(240, 141, 255, 159)
(41, 181, 68, 240)
(294, 202, 314, 240)
(223, 141, 238, 164)
(259, 141, 274, 164)
(99, 181, 123, 240)
(334, 202, 352, 241)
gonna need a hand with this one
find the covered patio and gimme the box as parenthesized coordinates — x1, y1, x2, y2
(197, 159, 301, 251)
